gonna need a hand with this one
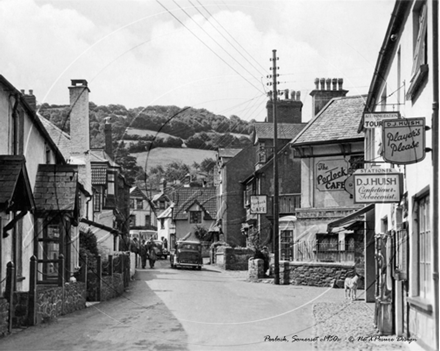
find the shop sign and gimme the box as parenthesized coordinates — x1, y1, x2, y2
(316, 159, 349, 191)
(250, 195, 267, 214)
(353, 169, 402, 204)
(363, 112, 400, 128)
(382, 117, 426, 164)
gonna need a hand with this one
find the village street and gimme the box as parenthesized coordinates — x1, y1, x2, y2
(0, 259, 353, 351)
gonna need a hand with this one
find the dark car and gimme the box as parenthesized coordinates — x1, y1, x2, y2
(170, 240, 202, 270)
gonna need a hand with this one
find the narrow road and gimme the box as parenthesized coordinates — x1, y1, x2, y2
(0, 259, 344, 351)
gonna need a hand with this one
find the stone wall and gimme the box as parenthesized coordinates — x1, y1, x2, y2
(101, 274, 124, 301)
(0, 298, 9, 337)
(12, 292, 29, 327)
(215, 247, 254, 270)
(36, 282, 86, 323)
(248, 258, 265, 280)
(284, 262, 359, 288)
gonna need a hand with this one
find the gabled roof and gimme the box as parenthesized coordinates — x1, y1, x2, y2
(34, 164, 79, 211)
(0, 75, 65, 164)
(291, 95, 366, 146)
(38, 114, 71, 159)
(254, 123, 307, 141)
(130, 186, 148, 199)
(171, 187, 216, 220)
(0, 156, 35, 212)
(90, 149, 119, 167)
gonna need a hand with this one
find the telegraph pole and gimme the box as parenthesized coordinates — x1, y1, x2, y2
(271, 49, 280, 285)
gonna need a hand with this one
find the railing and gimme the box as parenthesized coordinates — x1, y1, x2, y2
(294, 240, 355, 263)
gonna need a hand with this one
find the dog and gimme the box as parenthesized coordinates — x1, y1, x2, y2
(344, 274, 359, 301)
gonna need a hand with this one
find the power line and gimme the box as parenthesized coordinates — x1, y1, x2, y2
(172, 0, 263, 87)
(156, 0, 263, 94)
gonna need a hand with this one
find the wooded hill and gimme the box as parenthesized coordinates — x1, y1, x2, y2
(39, 102, 254, 150)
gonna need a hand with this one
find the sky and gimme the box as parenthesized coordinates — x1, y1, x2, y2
(1, 0, 396, 123)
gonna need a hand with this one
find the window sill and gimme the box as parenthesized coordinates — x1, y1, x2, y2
(407, 296, 433, 314)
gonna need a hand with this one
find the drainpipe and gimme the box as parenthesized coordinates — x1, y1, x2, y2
(431, 0, 439, 348)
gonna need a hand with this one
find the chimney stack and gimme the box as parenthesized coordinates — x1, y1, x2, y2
(68, 79, 91, 193)
(266, 88, 303, 123)
(309, 77, 348, 118)
(104, 119, 113, 157)
(23, 89, 37, 111)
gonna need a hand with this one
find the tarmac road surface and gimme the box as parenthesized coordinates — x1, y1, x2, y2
(0, 259, 346, 351)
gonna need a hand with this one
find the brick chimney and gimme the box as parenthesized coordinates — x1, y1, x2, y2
(22, 89, 37, 111)
(104, 119, 113, 157)
(310, 77, 348, 118)
(265, 88, 303, 123)
(68, 79, 91, 194)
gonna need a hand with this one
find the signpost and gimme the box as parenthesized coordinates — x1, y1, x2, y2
(353, 169, 403, 204)
(363, 112, 400, 129)
(250, 195, 267, 214)
(382, 117, 426, 164)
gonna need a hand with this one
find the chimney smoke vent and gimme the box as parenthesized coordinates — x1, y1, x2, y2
(314, 78, 319, 90)
(326, 78, 331, 90)
(284, 89, 289, 100)
(296, 91, 301, 101)
(332, 78, 337, 90)
(320, 78, 325, 90)
(338, 78, 344, 90)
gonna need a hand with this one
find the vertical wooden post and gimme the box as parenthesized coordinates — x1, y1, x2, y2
(6, 262, 15, 333)
(28, 256, 37, 326)
(96, 255, 102, 301)
(121, 254, 126, 288)
(58, 254, 65, 315)
(80, 255, 88, 295)
(108, 255, 113, 276)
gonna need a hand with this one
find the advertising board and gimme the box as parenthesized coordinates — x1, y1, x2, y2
(353, 169, 402, 204)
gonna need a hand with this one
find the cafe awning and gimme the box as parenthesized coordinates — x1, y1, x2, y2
(327, 204, 375, 232)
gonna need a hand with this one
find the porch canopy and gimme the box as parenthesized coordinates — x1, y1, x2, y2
(326, 204, 374, 232)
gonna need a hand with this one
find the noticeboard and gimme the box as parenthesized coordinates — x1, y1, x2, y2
(363, 112, 400, 129)
(353, 169, 403, 204)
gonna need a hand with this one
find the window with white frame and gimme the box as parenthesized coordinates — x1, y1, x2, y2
(416, 194, 431, 300)
(107, 172, 115, 195)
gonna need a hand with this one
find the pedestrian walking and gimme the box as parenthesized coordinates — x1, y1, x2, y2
(140, 240, 148, 269)
(162, 236, 168, 250)
(146, 237, 158, 268)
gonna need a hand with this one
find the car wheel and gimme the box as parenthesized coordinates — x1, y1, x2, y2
(198, 266, 202, 270)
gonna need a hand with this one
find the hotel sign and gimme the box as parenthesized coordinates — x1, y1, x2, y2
(363, 112, 400, 128)
(382, 117, 426, 164)
(353, 169, 403, 204)
(250, 195, 267, 214)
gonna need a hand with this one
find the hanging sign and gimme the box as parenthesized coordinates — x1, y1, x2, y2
(316, 159, 349, 191)
(250, 195, 267, 214)
(382, 117, 426, 164)
(363, 112, 400, 128)
(353, 169, 403, 204)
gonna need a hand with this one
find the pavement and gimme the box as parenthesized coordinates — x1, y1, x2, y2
(207, 263, 413, 351)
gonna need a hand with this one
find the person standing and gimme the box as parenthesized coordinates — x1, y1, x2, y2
(162, 236, 168, 250)
(146, 237, 157, 268)
(140, 240, 148, 269)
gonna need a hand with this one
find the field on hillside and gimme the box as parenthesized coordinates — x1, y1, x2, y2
(124, 127, 180, 140)
(132, 147, 217, 170)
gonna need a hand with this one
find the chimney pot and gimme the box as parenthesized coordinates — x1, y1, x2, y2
(29, 89, 33, 95)
(284, 89, 289, 100)
(290, 90, 296, 100)
(314, 78, 320, 90)
(296, 91, 301, 101)
(20, 89, 25, 94)
(326, 78, 331, 90)
(338, 78, 343, 90)
(332, 78, 337, 90)
(320, 78, 325, 90)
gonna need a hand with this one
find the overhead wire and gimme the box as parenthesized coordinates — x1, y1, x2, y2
(156, 0, 264, 94)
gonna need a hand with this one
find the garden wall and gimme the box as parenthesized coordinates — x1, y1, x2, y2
(0, 298, 9, 337)
(215, 247, 254, 270)
(280, 261, 361, 288)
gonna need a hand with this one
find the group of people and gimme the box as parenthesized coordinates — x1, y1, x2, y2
(139, 236, 168, 269)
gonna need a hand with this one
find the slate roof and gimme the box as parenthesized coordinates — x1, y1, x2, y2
(38, 114, 71, 158)
(171, 187, 217, 220)
(291, 95, 366, 146)
(90, 149, 119, 167)
(0, 156, 34, 211)
(34, 164, 78, 211)
(254, 123, 307, 141)
(217, 148, 242, 158)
